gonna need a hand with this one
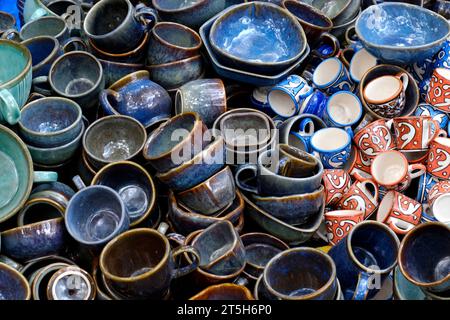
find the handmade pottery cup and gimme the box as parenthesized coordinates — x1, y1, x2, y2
(290, 117, 315, 153)
(275, 144, 320, 178)
(377, 191, 422, 235)
(298, 89, 328, 118)
(18, 97, 82, 148)
(143, 112, 207, 173)
(363, 73, 409, 118)
(387, 116, 444, 151)
(426, 68, 450, 113)
(190, 283, 254, 300)
(267, 75, 313, 118)
(310, 127, 352, 169)
(325, 210, 364, 246)
(337, 179, 379, 219)
(313, 57, 354, 95)
(21, 36, 62, 78)
(100, 228, 200, 299)
(235, 148, 323, 196)
(147, 22, 202, 65)
(99, 58, 144, 87)
(414, 103, 449, 131)
(323, 91, 362, 137)
(65, 183, 130, 247)
(353, 119, 395, 156)
(263, 248, 337, 300)
(0, 263, 31, 300)
(31, 262, 71, 300)
(0, 39, 32, 125)
(47, 266, 96, 300)
(349, 48, 378, 83)
(99, 70, 172, 128)
(176, 166, 235, 216)
(426, 137, 450, 179)
(83, 115, 147, 169)
(91, 161, 157, 227)
(278, 114, 326, 152)
(371, 150, 426, 191)
(83, 0, 157, 53)
(0, 125, 58, 223)
(20, 16, 69, 44)
(399, 222, 450, 293)
(322, 169, 352, 206)
(175, 78, 226, 128)
(328, 221, 400, 300)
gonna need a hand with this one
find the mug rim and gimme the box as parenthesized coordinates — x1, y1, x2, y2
(310, 127, 351, 153)
(326, 91, 363, 126)
(363, 74, 403, 104)
(20, 15, 67, 41)
(152, 21, 203, 51)
(371, 150, 408, 187)
(21, 36, 60, 73)
(108, 70, 150, 91)
(0, 39, 32, 89)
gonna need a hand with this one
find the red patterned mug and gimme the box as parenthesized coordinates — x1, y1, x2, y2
(337, 179, 379, 219)
(353, 119, 395, 156)
(426, 68, 450, 112)
(322, 169, 352, 207)
(427, 180, 450, 206)
(427, 137, 450, 179)
(324, 210, 364, 245)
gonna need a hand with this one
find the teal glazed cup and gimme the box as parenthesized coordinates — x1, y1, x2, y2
(0, 40, 32, 125)
(0, 125, 58, 223)
(23, 0, 56, 23)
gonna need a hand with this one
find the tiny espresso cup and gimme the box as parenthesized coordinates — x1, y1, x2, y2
(353, 119, 395, 156)
(313, 57, 355, 95)
(363, 72, 409, 118)
(328, 221, 400, 300)
(427, 136, 450, 179)
(371, 150, 426, 192)
(267, 75, 313, 118)
(310, 127, 352, 169)
(325, 210, 364, 246)
(426, 67, 450, 113)
(322, 169, 352, 207)
(376, 191, 422, 235)
(387, 116, 445, 152)
(337, 179, 379, 219)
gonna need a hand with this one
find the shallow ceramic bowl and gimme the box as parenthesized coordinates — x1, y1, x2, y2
(355, 3, 450, 64)
(209, 2, 307, 74)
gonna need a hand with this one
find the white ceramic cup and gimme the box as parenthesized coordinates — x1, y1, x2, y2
(432, 193, 450, 223)
(349, 48, 378, 83)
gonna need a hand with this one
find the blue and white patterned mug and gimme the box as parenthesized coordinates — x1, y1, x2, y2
(432, 38, 450, 70)
(414, 103, 449, 130)
(313, 57, 355, 95)
(323, 91, 363, 138)
(416, 172, 440, 204)
(267, 75, 313, 118)
(298, 89, 328, 118)
(310, 127, 352, 169)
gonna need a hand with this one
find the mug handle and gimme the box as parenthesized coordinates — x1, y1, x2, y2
(298, 118, 315, 135)
(359, 179, 379, 204)
(408, 164, 426, 180)
(396, 72, 409, 94)
(99, 89, 121, 116)
(311, 33, 340, 59)
(62, 37, 87, 53)
(0, 89, 20, 124)
(1, 29, 20, 41)
(387, 219, 414, 235)
(426, 119, 447, 146)
(171, 245, 200, 279)
(134, 5, 158, 30)
(292, 132, 311, 153)
(33, 171, 58, 183)
(352, 272, 371, 300)
(235, 163, 259, 194)
(72, 175, 86, 190)
(30, 8, 48, 21)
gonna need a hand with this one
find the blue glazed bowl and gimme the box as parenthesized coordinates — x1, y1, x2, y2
(0, 263, 31, 300)
(355, 3, 450, 65)
(209, 2, 307, 74)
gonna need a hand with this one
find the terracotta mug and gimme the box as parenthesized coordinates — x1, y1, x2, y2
(427, 137, 450, 179)
(426, 67, 450, 112)
(322, 169, 352, 207)
(427, 180, 450, 207)
(325, 210, 364, 246)
(353, 119, 395, 156)
(337, 179, 379, 219)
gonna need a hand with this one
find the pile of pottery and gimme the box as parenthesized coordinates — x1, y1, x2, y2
(0, 0, 450, 301)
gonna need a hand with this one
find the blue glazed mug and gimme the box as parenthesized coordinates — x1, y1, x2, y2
(323, 91, 362, 138)
(298, 89, 328, 118)
(329, 221, 400, 300)
(416, 172, 440, 204)
(414, 103, 449, 130)
(313, 57, 355, 95)
(267, 75, 314, 118)
(310, 127, 352, 169)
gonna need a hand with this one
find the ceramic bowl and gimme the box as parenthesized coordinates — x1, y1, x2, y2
(0, 263, 31, 300)
(21, 36, 61, 78)
(1, 218, 66, 261)
(355, 3, 450, 64)
(209, 2, 306, 74)
(83, 115, 147, 169)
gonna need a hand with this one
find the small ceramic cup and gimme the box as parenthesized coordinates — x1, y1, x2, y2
(363, 73, 409, 118)
(323, 91, 362, 138)
(377, 191, 422, 235)
(353, 119, 395, 156)
(274, 144, 320, 178)
(100, 228, 200, 299)
(192, 220, 246, 276)
(416, 172, 439, 204)
(267, 74, 313, 118)
(427, 137, 450, 179)
(337, 179, 379, 219)
(21, 36, 62, 78)
(349, 48, 378, 83)
(263, 248, 337, 300)
(313, 57, 354, 95)
(310, 127, 352, 169)
(322, 169, 352, 207)
(398, 222, 450, 293)
(371, 150, 426, 192)
(426, 67, 450, 113)
(328, 221, 400, 300)
(324, 210, 364, 246)
(388, 116, 445, 152)
(175, 78, 226, 128)
(47, 266, 96, 300)
(0, 263, 31, 300)
(147, 21, 202, 65)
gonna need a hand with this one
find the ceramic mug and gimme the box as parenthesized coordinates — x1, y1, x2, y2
(322, 169, 352, 207)
(337, 179, 379, 219)
(416, 172, 439, 204)
(363, 73, 409, 118)
(427, 180, 450, 207)
(324, 210, 364, 246)
(371, 150, 426, 191)
(353, 119, 395, 156)
(298, 89, 328, 118)
(414, 103, 449, 131)
(267, 75, 313, 118)
(21, 36, 62, 78)
(376, 191, 422, 235)
(310, 127, 352, 169)
(387, 116, 445, 151)
(427, 137, 450, 179)
(426, 68, 450, 112)
(275, 144, 320, 178)
(313, 57, 354, 95)
(291, 117, 315, 153)
(344, 145, 374, 179)
(349, 48, 378, 84)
